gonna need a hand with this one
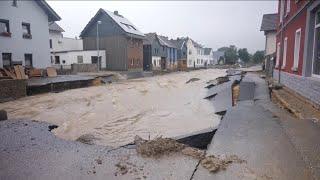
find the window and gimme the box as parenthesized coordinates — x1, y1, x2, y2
(189, 50, 192, 55)
(285, 0, 290, 16)
(280, 0, 285, 23)
(49, 39, 53, 48)
(293, 28, 301, 70)
(131, 58, 134, 66)
(276, 42, 280, 68)
(0, 19, 10, 37)
(312, 10, 320, 76)
(24, 54, 32, 68)
(282, 37, 288, 69)
(22, 23, 31, 39)
(12, 0, 17, 7)
(2, 53, 12, 68)
(120, 22, 136, 30)
(55, 56, 60, 64)
(77, 56, 83, 63)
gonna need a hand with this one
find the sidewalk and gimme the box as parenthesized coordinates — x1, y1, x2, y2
(194, 73, 320, 179)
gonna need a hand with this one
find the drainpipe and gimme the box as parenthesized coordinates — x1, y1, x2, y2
(278, 15, 285, 84)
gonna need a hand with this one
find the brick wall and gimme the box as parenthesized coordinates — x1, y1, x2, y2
(273, 70, 320, 105)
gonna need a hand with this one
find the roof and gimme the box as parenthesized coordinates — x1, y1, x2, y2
(170, 38, 187, 50)
(80, 9, 144, 38)
(49, 22, 64, 32)
(157, 35, 176, 48)
(260, 13, 277, 31)
(35, 0, 61, 22)
(204, 48, 212, 55)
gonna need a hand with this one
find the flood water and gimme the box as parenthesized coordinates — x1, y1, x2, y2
(0, 69, 226, 147)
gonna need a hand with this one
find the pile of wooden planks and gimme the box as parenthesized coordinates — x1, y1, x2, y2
(0, 65, 27, 79)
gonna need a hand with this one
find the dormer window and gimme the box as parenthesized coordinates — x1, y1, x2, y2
(120, 22, 136, 30)
(22, 22, 32, 39)
(0, 19, 10, 37)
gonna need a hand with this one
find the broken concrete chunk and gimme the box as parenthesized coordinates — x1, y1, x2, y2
(186, 78, 200, 84)
(200, 154, 246, 173)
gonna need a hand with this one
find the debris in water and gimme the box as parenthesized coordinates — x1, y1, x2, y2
(186, 78, 200, 84)
(76, 134, 99, 145)
(200, 154, 246, 173)
(135, 136, 185, 158)
(204, 93, 217, 100)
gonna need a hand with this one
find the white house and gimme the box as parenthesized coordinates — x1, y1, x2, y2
(186, 38, 198, 68)
(0, 0, 61, 68)
(260, 13, 277, 75)
(49, 22, 106, 69)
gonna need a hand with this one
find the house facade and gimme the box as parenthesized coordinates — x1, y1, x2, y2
(144, 33, 167, 70)
(80, 9, 144, 71)
(204, 48, 214, 66)
(260, 13, 277, 76)
(274, 0, 320, 105)
(0, 0, 60, 68)
(49, 22, 106, 69)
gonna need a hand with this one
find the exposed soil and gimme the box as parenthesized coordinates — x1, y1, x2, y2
(134, 136, 246, 174)
(200, 154, 246, 173)
(272, 88, 320, 123)
(135, 136, 186, 158)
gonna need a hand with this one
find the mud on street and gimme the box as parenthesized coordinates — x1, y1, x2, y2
(0, 69, 226, 147)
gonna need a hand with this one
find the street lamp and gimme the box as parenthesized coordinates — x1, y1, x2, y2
(96, 20, 102, 70)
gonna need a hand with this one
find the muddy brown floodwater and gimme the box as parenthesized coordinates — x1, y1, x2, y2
(0, 69, 226, 147)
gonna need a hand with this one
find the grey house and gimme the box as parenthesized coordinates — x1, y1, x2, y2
(0, 0, 61, 68)
(80, 9, 145, 71)
(144, 33, 177, 70)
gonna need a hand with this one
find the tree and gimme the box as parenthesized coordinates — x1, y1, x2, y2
(218, 45, 238, 64)
(252, 50, 265, 64)
(238, 48, 250, 63)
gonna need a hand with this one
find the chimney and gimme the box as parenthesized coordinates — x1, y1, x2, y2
(114, 11, 119, 15)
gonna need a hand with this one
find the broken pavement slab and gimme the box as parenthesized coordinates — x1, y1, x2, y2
(194, 73, 313, 180)
(0, 119, 201, 180)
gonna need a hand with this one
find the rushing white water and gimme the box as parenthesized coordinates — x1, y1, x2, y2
(1, 69, 226, 147)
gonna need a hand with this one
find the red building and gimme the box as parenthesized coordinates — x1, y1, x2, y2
(275, 0, 320, 106)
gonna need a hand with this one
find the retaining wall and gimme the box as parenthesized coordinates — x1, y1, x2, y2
(0, 79, 26, 102)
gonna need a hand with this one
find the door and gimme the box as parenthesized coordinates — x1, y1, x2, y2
(161, 57, 166, 70)
(91, 56, 102, 70)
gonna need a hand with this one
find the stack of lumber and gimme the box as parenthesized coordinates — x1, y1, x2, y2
(0, 65, 27, 80)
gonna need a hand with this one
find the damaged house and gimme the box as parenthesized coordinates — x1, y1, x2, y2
(80, 9, 145, 71)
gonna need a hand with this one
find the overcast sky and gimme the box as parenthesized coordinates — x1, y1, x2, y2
(47, 1, 278, 53)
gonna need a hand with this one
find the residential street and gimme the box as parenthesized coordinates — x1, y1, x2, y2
(1, 71, 319, 179)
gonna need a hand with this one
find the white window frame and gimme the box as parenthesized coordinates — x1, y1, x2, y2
(280, 0, 285, 23)
(285, 0, 290, 16)
(282, 37, 288, 69)
(276, 42, 281, 68)
(292, 28, 301, 70)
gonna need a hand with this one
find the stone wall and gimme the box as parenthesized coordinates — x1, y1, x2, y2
(71, 64, 98, 74)
(0, 79, 26, 102)
(273, 70, 320, 106)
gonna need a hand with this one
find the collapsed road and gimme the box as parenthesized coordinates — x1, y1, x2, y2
(1, 69, 319, 179)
